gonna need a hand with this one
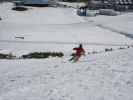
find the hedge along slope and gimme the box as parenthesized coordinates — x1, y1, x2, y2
(0, 53, 15, 59)
(21, 52, 64, 59)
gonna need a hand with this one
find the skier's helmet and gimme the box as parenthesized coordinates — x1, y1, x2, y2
(79, 44, 82, 48)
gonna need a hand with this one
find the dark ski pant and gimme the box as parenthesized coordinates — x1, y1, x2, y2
(69, 55, 80, 62)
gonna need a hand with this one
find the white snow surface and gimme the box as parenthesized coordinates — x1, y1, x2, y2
(0, 48, 133, 100)
(0, 2, 133, 100)
(86, 13, 133, 36)
(0, 2, 133, 55)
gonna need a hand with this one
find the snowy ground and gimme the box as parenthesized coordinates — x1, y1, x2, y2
(0, 2, 133, 100)
(0, 48, 133, 100)
(85, 13, 133, 38)
(0, 2, 133, 56)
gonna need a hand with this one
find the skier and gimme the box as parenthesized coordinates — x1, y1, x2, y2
(69, 44, 85, 62)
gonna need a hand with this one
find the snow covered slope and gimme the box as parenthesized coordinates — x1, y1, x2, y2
(86, 13, 133, 38)
(0, 48, 133, 100)
(0, 2, 133, 100)
(0, 2, 133, 55)
(0, 3, 84, 24)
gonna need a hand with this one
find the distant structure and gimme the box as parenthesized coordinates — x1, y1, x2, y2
(13, 0, 52, 7)
(88, 0, 133, 11)
(23, 0, 50, 7)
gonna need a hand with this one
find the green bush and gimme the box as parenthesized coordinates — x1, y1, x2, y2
(22, 52, 64, 59)
(0, 54, 8, 59)
(0, 53, 15, 59)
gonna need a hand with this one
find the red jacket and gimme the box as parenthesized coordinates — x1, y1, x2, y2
(73, 47, 85, 56)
